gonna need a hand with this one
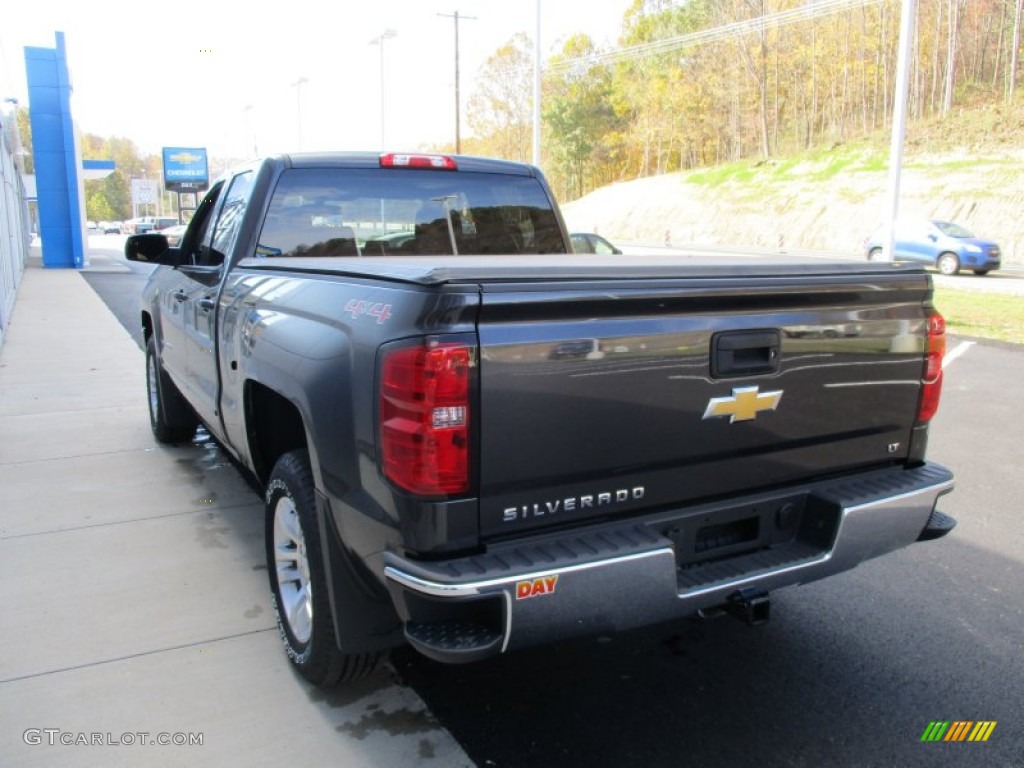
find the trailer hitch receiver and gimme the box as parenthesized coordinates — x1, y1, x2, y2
(727, 588, 770, 626)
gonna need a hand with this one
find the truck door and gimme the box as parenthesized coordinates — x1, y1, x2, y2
(156, 182, 222, 434)
(183, 172, 255, 436)
(155, 188, 223, 394)
(154, 267, 193, 394)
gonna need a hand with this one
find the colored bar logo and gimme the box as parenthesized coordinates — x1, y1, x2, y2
(921, 721, 997, 742)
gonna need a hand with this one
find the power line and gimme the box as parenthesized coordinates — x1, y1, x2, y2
(545, 0, 886, 74)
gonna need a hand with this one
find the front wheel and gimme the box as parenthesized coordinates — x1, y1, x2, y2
(937, 253, 960, 276)
(867, 247, 883, 261)
(972, 269, 990, 276)
(145, 336, 198, 443)
(265, 449, 383, 687)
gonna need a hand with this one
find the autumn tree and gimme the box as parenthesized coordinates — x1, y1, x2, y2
(468, 0, 1023, 192)
(80, 134, 147, 221)
(610, 0, 717, 176)
(544, 35, 624, 200)
(14, 107, 34, 174)
(466, 33, 534, 161)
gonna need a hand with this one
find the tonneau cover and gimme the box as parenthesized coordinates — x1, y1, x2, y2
(236, 254, 927, 286)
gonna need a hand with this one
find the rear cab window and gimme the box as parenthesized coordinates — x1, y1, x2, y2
(255, 168, 567, 258)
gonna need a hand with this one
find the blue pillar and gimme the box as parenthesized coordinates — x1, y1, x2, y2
(25, 32, 85, 269)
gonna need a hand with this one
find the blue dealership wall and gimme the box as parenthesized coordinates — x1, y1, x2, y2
(24, 32, 85, 268)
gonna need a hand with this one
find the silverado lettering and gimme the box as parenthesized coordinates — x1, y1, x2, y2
(503, 487, 646, 522)
(127, 151, 955, 690)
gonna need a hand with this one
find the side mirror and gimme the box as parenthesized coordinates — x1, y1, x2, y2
(125, 234, 180, 265)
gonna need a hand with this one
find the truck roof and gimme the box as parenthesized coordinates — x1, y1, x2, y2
(274, 152, 537, 177)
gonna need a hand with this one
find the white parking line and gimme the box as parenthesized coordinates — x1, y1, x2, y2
(944, 340, 975, 369)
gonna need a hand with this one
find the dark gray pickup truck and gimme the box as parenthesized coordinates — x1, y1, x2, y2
(127, 152, 955, 688)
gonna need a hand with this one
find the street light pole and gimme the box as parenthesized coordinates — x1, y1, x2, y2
(883, 0, 916, 262)
(370, 30, 397, 149)
(291, 77, 308, 150)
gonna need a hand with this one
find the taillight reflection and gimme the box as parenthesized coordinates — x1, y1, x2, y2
(918, 312, 946, 422)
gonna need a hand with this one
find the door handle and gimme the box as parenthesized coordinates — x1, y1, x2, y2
(198, 297, 216, 312)
(172, 290, 187, 303)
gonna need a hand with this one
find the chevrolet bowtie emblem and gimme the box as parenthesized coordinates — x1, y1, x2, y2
(703, 386, 783, 423)
(169, 152, 202, 164)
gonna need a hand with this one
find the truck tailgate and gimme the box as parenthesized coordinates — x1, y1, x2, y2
(476, 269, 933, 538)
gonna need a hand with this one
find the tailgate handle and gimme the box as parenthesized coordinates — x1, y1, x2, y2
(711, 330, 780, 378)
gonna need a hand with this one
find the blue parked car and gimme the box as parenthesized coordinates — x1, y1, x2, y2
(865, 219, 1001, 276)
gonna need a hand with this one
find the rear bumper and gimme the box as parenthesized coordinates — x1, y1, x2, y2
(384, 463, 954, 664)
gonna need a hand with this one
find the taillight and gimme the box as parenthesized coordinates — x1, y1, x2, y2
(379, 153, 457, 170)
(380, 340, 473, 496)
(918, 311, 946, 422)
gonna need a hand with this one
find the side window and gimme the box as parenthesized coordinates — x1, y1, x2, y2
(181, 183, 223, 266)
(198, 172, 254, 267)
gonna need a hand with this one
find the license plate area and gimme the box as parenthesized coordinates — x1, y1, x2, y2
(658, 493, 839, 573)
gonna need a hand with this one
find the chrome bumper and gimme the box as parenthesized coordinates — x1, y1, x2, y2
(384, 463, 954, 663)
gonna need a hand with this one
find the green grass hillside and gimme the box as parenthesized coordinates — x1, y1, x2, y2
(934, 287, 1024, 345)
(561, 101, 1024, 266)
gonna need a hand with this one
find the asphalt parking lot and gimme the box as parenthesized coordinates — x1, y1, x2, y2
(2, 237, 1021, 766)
(395, 336, 1024, 768)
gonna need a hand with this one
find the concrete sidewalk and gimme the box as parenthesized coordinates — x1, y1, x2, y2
(0, 260, 471, 766)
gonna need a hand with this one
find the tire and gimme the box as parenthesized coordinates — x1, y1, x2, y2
(265, 449, 383, 687)
(937, 253, 960, 276)
(867, 247, 883, 261)
(973, 269, 990, 276)
(145, 336, 198, 443)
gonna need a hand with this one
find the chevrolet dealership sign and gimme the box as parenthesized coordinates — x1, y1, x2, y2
(162, 147, 209, 191)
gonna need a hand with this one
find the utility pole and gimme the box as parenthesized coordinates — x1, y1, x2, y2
(439, 11, 477, 153)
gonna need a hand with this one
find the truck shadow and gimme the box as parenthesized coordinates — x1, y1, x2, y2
(393, 536, 1023, 768)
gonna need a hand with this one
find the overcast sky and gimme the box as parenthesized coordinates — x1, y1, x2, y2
(1, 0, 631, 159)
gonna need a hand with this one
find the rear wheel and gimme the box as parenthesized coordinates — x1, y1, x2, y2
(265, 449, 383, 687)
(936, 252, 960, 276)
(973, 269, 990, 276)
(867, 247, 883, 261)
(145, 336, 198, 443)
